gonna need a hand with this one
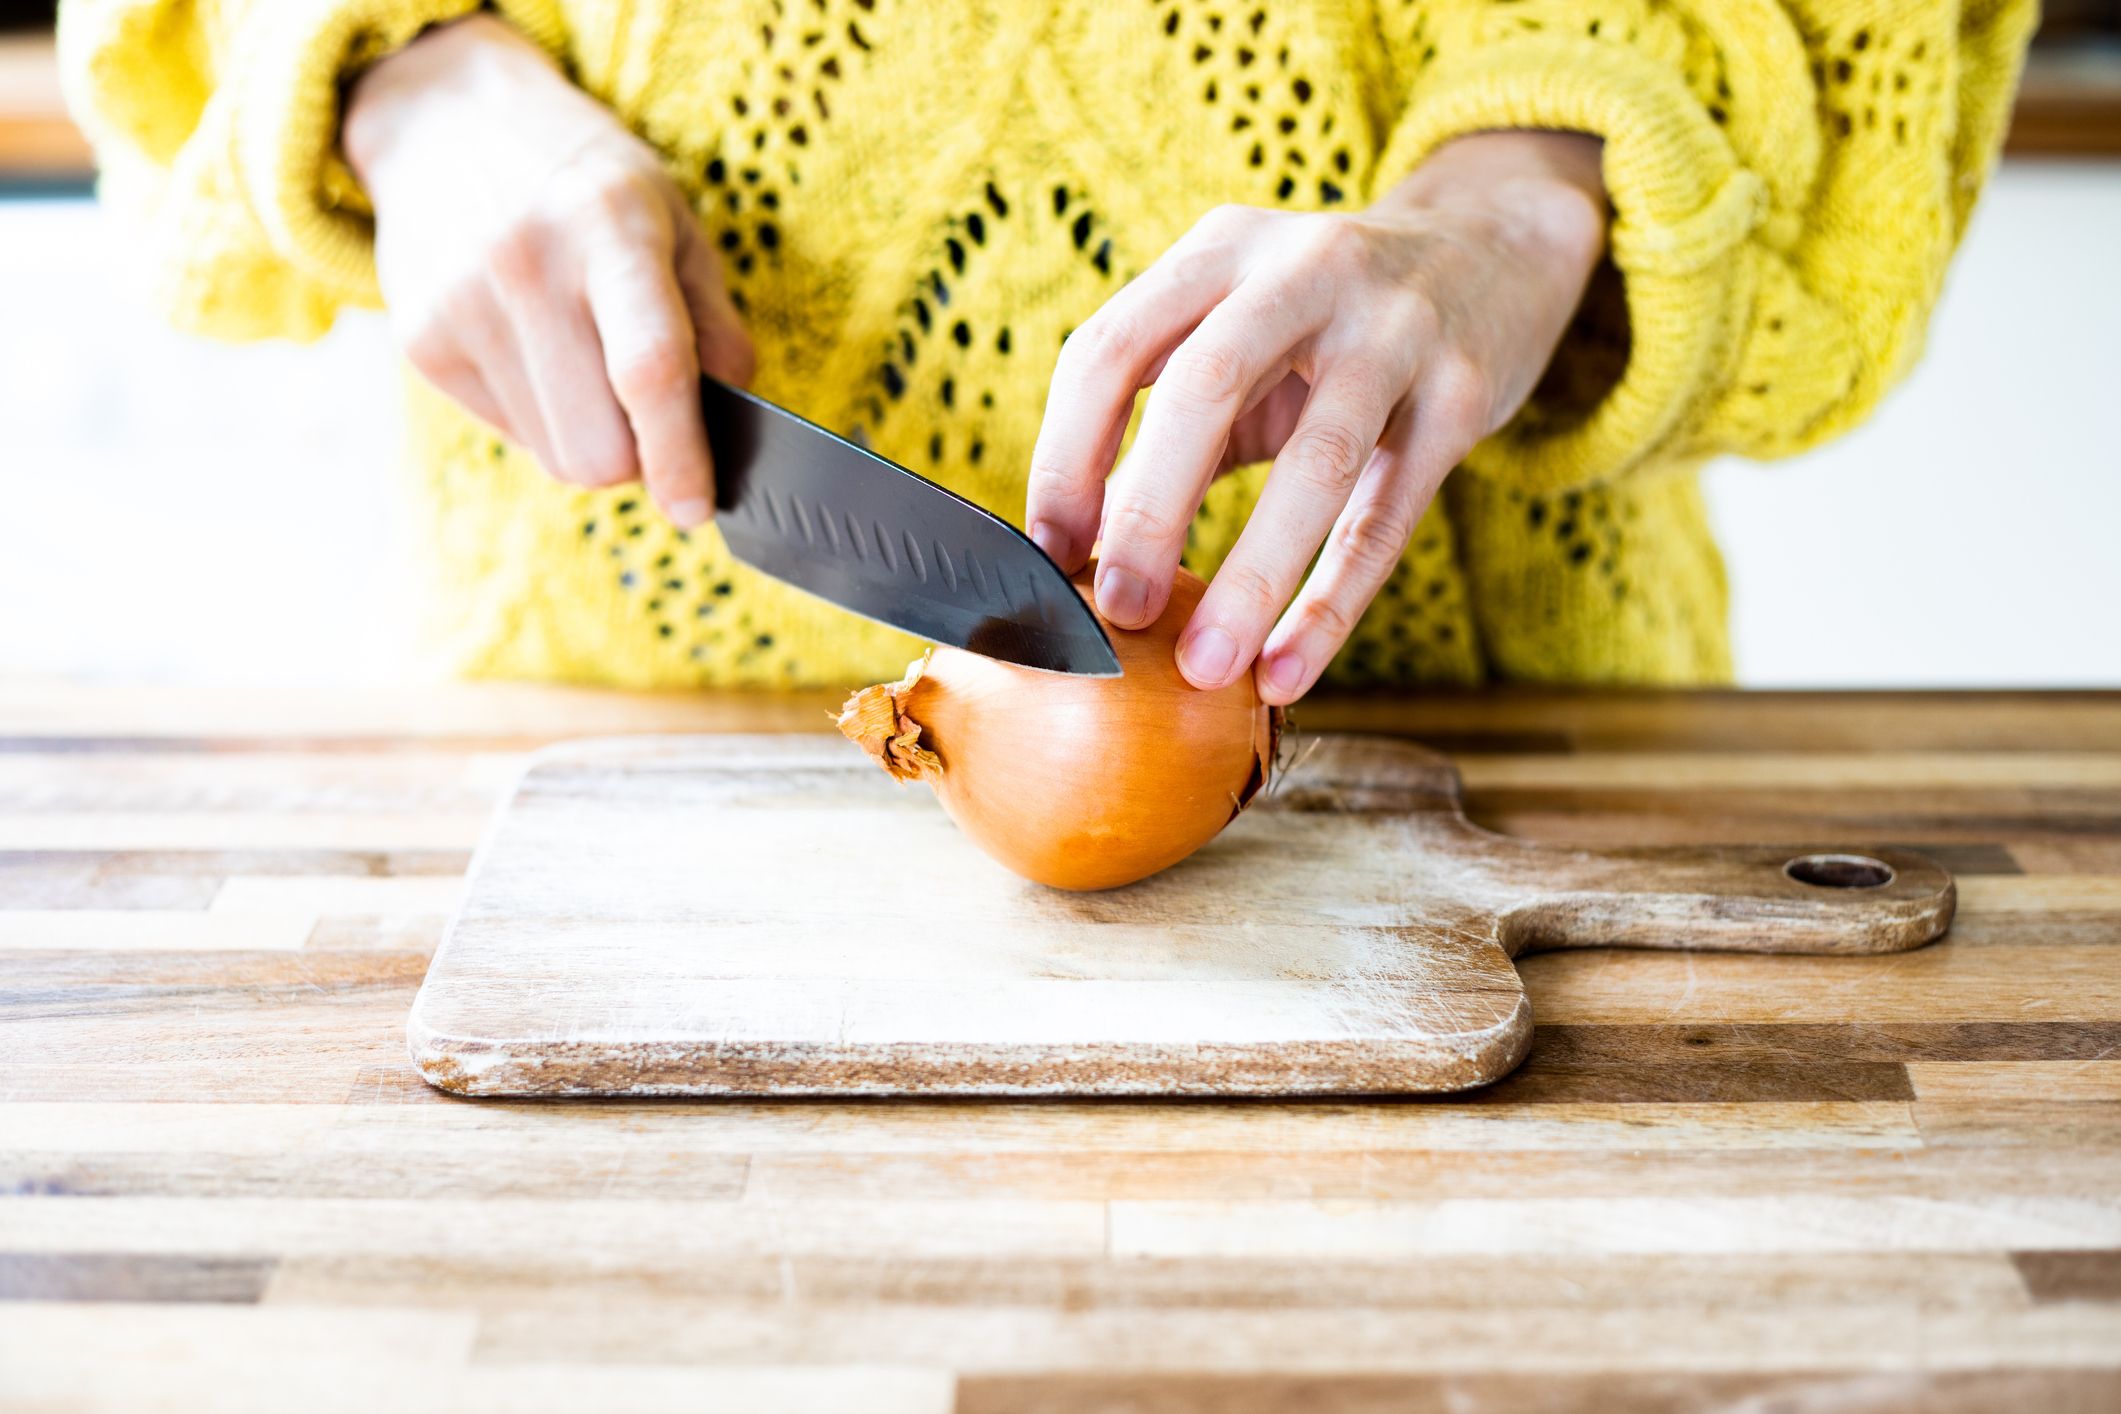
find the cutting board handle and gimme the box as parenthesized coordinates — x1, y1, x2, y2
(1494, 843, 1956, 958)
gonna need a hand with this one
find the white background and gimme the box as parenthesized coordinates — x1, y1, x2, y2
(3, 159, 2117, 687)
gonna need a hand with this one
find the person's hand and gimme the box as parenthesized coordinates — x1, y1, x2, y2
(1026, 130, 1607, 703)
(344, 14, 753, 528)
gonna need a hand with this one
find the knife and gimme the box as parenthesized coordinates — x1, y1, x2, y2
(701, 377, 1120, 677)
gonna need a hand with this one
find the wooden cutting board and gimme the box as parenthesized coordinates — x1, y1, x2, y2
(408, 734, 1955, 1097)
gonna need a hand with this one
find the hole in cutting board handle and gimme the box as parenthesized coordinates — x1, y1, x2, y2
(1783, 854, 1895, 890)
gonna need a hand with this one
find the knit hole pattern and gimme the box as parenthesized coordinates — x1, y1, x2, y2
(1156, 3, 1348, 208)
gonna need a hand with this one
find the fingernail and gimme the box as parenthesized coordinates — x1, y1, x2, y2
(1262, 651, 1307, 699)
(1179, 625, 1239, 686)
(1029, 520, 1074, 567)
(1096, 565, 1149, 627)
(668, 498, 713, 529)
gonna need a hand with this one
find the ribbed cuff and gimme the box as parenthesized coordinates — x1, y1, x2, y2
(1377, 35, 1769, 493)
(232, 0, 570, 306)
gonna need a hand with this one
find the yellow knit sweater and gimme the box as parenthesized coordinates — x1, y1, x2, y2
(60, 0, 2032, 688)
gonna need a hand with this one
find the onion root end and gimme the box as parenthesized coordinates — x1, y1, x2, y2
(835, 654, 943, 784)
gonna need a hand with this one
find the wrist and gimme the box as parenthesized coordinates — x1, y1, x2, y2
(1371, 130, 1608, 269)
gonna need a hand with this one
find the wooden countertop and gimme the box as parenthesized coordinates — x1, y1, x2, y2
(2, 682, 2118, 1410)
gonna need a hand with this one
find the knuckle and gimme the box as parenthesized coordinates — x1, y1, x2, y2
(1428, 354, 1494, 436)
(1164, 341, 1250, 409)
(1065, 310, 1142, 370)
(569, 444, 639, 489)
(609, 338, 694, 404)
(1199, 202, 1258, 238)
(486, 220, 550, 295)
(1284, 420, 1370, 496)
(1335, 499, 1416, 569)
(1162, 240, 1224, 290)
(1392, 288, 1441, 345)
(1217, 560, 1285, 619)
(586, 174, 668, 243)
(399, 321, 459, 381)
(551, 152, 650, 213)
(1297, 215, 1363, 268)
(1025, 453, 1087, 506)
(586, 169, 648, 220)
(1336, 360, 1403, 415)
(1295, 593, 1357, 646)
(1101, 498, 1187, 552)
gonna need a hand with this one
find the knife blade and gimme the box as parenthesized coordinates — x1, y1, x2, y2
(701, 377, 1121, 677)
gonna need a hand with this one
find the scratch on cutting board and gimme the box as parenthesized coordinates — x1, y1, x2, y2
(1659, 952, 1701, 1023)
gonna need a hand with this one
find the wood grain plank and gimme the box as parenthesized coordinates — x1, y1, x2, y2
(1453, 754, 2121, 789)
(2016, 1251, 2121, 1304)
(44, 1134, 2120, 1205)
(1521, 946, 2121, 1025)
(0, 812, 492, 849)
(0, 863, 222, 912)
(208, 876, 465, 917)
(0, 750, 503, 808)
(1106, 1196, 2121, 1258)
(0, 1301, 477, 1369)
(0, 848, 470, 911)
(0, 849, 473, 878)
(1527, 1022, 2121, 1064)
(0, 953, 426, 1100)
(956, 1370, 2121, 1414)
(0, 947, 430, 1001)
(1907, 1063, 2121, 1102)
(0, 1344, 944, 1414)
(1470, 1057, 1912, 1104)
(1298, 692, 2121, 753)
(462, 1302, 2121, 1371)
(258, 1251, 2034, 1313)
(1464, 785, 2121, 830)
(0, 1197, 1108, 1261)
(738, 1144, 2121, 1203)
(2, 1150, 750, 1201)
(1915, 1100, 2121, 1148)
(301, 915, 451, 952)
(1956, 877, 2121, 914)
(1464, 806, 2121, 849)
(5, 1063, 412, 1104)
(2007, 840, 2121, 875)
(0, 1099, 1927, 1158)
(0, 1253, 272, 1304)
(0, 911, 317, 951)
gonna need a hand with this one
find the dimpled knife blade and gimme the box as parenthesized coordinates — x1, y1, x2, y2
(701, 378, 1121, 676)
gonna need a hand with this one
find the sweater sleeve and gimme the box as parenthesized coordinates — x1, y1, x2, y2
(56, 0, 567, 342)
(1371, 0, 2035, 493)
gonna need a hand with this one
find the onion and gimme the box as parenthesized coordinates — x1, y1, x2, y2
(836, 566, 1281, 890)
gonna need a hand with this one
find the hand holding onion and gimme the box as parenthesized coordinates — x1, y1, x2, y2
(837, 567, 1281, 890)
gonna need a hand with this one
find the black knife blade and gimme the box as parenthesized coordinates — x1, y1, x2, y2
(701, 378, 1120, 677)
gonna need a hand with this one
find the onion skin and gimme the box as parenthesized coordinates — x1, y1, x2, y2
(837, 567, 1278, 891)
